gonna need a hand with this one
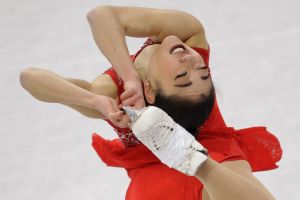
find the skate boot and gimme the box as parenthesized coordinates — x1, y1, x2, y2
(123, 106, 208, 176)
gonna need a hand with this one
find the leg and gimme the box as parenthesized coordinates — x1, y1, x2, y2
(202, 188, 211, 200)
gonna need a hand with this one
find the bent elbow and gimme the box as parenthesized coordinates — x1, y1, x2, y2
(86, 5, 112, 23)
(19, 67, 38, 90)
(86, 9, 96, 22)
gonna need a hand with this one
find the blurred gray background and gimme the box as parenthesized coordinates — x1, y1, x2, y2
(1, 0, 300, 199)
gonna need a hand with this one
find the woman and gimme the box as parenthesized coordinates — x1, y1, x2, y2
(20, 6, 282, 199)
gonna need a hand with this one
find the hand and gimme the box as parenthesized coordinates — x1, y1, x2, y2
(120, 78, 145, 109)
(94, 96, 130, 128)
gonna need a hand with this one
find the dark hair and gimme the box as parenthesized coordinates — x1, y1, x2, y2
(145, 86, 215, 138)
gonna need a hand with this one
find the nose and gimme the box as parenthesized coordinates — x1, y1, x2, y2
(179, 53, 193, 64)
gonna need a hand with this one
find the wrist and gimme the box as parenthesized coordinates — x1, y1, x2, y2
(121, 69, 140, 82)
(114, 60, 140, 82)
(86, 94, 104, 111)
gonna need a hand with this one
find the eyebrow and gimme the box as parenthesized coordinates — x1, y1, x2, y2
(201, 75, 210, 80)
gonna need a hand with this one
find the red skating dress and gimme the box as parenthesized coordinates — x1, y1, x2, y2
(92, 38, 282, 200)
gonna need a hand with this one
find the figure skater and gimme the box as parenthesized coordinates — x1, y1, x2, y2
(20, 6, 282, 200)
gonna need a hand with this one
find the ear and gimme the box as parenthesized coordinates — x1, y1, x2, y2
(143, 80, 155, 104)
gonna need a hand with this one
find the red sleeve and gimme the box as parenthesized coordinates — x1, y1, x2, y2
(103, 67, 124, 99)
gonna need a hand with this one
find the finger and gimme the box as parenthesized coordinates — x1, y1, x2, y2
(122, 95, 140, 107)
(119, 115, 131, 127)
(120, 90, 134, 101)
(119, 104, 125, 111)
(108, 99, 121, 111)
(110, 111, 125, 118)
(124, 98, 145, 110)
(110, 112, 130, 128)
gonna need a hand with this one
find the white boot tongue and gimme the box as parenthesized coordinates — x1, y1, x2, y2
(123, 106, 148, 124)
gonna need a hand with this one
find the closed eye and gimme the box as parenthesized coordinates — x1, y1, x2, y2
(174, 82, 192, 87)
(175, 71, 187, 80)
(201, 75, 210, 80)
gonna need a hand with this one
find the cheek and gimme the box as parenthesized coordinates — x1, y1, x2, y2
(156, 56, 178, 78)
(153, 70, 176, 95)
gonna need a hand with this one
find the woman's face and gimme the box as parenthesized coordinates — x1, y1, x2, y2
(148, 35, 213, 101)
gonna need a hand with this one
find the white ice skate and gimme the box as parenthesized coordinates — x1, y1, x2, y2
(123, 106, 208, 176)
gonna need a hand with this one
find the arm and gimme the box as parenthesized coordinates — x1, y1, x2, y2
(20, 67, 106, 117)
(87, 6, 207, 79)
(20, 67, 130, 127)
(86, 6, 208, 108)
(64, 75, 118, 118)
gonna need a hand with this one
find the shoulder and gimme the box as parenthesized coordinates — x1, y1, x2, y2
(90, 73, 118, 100)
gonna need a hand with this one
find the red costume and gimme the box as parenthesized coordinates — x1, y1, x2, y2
(92, 38, 282, 199)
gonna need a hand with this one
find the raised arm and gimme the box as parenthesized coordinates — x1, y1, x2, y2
(86, 6, 208, 108)
(87, 6, 208, 71)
